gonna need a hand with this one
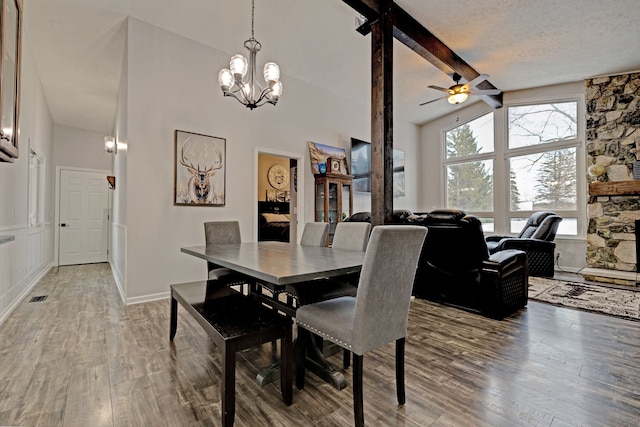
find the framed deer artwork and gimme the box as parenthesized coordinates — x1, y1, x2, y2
(174, 130, 226, 206)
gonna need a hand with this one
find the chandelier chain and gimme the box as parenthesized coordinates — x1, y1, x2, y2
(251, 0, 255, 40)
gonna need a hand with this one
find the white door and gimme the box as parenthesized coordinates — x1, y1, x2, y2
(59, 169, 109, 265)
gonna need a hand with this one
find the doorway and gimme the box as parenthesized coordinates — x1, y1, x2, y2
(57, 168, 109, 265)
(256, 149, 304, 243)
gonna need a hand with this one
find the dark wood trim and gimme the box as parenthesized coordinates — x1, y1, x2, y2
(589, 180, 640, 196)
(342, 0, 503, 109)
(369, 0, 394, 226)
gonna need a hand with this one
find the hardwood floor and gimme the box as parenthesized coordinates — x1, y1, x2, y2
(1, 264, 639, 426)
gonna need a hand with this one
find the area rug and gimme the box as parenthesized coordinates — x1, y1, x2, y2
(528, 277, 640, 321)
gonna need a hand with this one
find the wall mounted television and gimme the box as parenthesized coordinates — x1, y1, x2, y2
(350, 137, 405, 196)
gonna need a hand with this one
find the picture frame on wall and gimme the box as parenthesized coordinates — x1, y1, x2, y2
(174, 130, 226, 206)
(0, 0, 22, 163)
(276, 190, 290, 202)
(307, 141, 348, 175)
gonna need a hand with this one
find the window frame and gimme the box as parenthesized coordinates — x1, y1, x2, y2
(28, 146, 45, 228)
(440, 95, 586, 239)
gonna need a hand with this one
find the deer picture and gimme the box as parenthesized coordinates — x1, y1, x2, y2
(179, 136, 224, 204)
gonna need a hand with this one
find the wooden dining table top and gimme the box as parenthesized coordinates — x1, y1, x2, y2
(181, 241, 365, 286)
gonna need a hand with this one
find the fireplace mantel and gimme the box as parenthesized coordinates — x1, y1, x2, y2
(589, 181, 640, 196)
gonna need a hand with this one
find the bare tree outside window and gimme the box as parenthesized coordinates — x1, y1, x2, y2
(508, 102, 578, 212)
(508, 102, 577, 148)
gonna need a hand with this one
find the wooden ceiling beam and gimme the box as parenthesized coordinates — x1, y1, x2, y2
(342, 0, 503, 108)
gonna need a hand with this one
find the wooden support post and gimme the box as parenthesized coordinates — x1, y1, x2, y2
(370, 0, 394, 226)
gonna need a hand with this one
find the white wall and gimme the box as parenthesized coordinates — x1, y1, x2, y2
(350, 122, 421, 215)
(0, 26, 55, 324)
(53, 125, 113, 171)
(419, 81, 587, 271)
(111, 25, 128, 301)
(121, 18, 420, 302)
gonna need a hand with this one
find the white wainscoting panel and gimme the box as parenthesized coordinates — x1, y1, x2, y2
(0, 224, 54, 325)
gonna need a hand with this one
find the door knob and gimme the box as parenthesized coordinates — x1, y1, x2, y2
(60, 223, 67, 227)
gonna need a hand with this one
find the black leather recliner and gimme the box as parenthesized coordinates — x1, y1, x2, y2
(485, 211, 562, 278)
(413, 209, 529, 318)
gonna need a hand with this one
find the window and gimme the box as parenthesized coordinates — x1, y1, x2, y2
(28, 148, 45, 227)
(444, 112, 494, 216)
(445, 160, 494, 211)
(508, 102, 577, 149)
(443, 99, 582, 237)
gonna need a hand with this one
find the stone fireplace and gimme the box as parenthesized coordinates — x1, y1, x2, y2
(584, 71, 640, 285)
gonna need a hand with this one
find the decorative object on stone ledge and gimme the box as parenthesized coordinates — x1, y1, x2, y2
(587, 163, 607, 181)
(529, 276, 640, 321)
(633, 161, 640, 180)
(631, 139, 640, 179)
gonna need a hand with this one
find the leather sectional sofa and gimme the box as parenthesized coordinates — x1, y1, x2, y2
(345, 209, 529, 318)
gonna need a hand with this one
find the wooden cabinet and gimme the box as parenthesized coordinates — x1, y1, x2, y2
(314, 173, 353, 244)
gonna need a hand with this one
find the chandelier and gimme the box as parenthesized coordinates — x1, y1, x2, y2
(217, 0, 282, 110)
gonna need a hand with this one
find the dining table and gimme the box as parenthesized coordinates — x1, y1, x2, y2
(180, 240, 366, 389)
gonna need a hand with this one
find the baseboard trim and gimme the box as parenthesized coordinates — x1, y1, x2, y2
(126, 291, 170, 305)
(108, 261, 126, 305)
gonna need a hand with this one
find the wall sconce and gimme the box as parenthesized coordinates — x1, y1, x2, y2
(104, 136, 116, 154)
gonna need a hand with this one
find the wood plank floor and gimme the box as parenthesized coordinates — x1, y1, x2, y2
(1, 264, 639, 426)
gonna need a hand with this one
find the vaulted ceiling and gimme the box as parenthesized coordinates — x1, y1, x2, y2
(25, 0, 640, 133)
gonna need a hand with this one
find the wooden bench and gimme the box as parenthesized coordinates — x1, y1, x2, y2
(170, 281, 292, 426)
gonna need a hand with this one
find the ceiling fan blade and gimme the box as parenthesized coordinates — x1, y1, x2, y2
(465, 74, 489, 89)
(419, 97, 443, 106)
(427, 85, 451, 93)
(468, 89, 502, 95)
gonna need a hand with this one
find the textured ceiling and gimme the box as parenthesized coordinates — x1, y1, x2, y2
(25, 0, 640, 133)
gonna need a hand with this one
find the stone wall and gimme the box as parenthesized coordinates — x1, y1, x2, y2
(585, 72, 640, 283)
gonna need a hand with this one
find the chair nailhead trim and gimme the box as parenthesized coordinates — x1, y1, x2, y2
(297, 321, 352, 350)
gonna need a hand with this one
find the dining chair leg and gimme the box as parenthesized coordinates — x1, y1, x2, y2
(169, 293, 178, 341)
(396, 338, 406, 405)
(280, 319, 293, 405)
(353, 354, 364, 427)
(343, 349, 351, 368)
(295, 329, 307, 390)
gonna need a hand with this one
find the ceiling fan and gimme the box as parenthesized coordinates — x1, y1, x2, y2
(419, 73, 501, 106)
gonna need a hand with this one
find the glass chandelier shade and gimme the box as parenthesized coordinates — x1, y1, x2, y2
(218, 0, 282, 110)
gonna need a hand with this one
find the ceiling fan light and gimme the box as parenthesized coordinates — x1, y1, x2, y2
(230, 54, 248, 79)
(448, 92, 469, 104)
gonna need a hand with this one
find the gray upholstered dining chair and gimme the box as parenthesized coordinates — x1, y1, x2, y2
(204, 221, 247, 291)
(299, 222, 329, 247)
(295, 225, 427, 427)
(331, 222, 371, 251)
(287, 222, 371, 306)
